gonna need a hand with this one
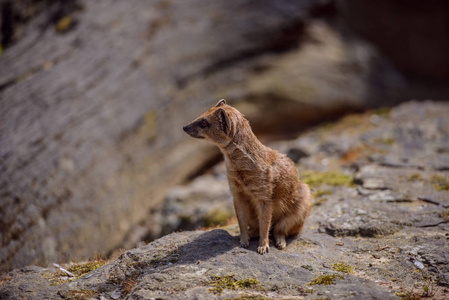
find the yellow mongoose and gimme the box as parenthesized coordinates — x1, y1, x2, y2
(183, 99, 311, 254)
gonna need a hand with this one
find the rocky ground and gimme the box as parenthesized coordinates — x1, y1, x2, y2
(5, 0, 449, 273)
(2, 0, 407, 271)
(1, 100, 448, 300)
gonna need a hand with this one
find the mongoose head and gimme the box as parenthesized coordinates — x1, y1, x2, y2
(183, 99, 237, 148)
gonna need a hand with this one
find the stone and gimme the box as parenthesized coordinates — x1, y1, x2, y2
(0, 0, 406, 272)
(2, 101, 449, 299)
(362, 178, 388, 190)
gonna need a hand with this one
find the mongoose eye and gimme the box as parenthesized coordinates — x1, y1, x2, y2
(200, 120, 208, 128)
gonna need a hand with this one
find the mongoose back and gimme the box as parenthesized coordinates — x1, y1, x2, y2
(183, 99, 311, 254)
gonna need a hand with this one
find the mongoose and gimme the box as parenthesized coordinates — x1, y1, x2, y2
(183, 99, 311, 254)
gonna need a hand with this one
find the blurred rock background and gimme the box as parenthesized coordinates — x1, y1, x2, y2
(0, 0, 448, 273)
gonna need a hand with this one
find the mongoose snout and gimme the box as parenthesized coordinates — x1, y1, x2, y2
(183, 125, 204, 139)
(183, 99, 311, 254)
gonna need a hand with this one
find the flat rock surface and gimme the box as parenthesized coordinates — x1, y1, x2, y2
(1, 101, 449, 299)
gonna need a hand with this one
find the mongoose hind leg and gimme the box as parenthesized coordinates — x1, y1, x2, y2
(273, 232, 287, 250)
(273, 214, 305, 249)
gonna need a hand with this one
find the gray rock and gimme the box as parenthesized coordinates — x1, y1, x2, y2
(0, 229, 396, 300)
(155, 173, 233, 237)
(321, 217, 400, 237)
(0, 0, 406, 272)
(2, 101, 449, 299)
(362, 178, 388, 190)
(440, 273, 449, 288)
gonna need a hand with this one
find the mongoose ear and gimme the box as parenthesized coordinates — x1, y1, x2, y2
(216, 108, 231, 135)
(215, 99, 226, 107)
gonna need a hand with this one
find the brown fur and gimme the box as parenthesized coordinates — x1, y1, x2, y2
(183, 99, 311, 254)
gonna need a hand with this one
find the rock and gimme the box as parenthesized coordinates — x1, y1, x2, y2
(0, 0, 407, 272)
(341, 0, 449, 84)
(0, 266, 59, 299)
(0, 229, 396, 300)
(162, 101, 449, 239)
(362, 177, 388, 190)
(2, 0, 449, 273)
(367, 190, 409, 202)
(285, 147, 309, 164)
(147, 100, 449, 298)
(233, 20, 404, 137)
(153, 173, 233, 237)
(440, 273, 449, 288)
(2, 100, 449, 299)
(320, 217, 400, 237)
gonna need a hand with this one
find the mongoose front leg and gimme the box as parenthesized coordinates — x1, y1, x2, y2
(257, 200, 273, 254)
(233, 198, 250, 248)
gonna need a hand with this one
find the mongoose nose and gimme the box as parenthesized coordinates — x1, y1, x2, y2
(183, 126, 187, 132)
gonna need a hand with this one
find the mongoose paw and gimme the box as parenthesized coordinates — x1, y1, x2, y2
(275, 240, 286, 250)
(257, 245, 270, 255)
(239, 240, 249, 248)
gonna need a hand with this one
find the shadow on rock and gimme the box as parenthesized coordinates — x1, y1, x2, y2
(177, 229, 238, 264)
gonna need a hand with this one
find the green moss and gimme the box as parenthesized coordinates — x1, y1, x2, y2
(67, 261, 106, 277)
(431, 175, 449, 191)
(395, 291, 421, 300)
(300, 170, 354, 188)
(295, 240, 316, 249)
(440, 209, 449, 222)
(55, 16, 74, 33)
(0, 275, 11, 287)
(371, 107, 391, 117)
(130, 109, 158, 144)
(43, 273, 67, 286)
(209, 275, 260, 295)
(59, 289, 98, 300)
(307, 274, 343, 286)
(371, 137, 395, 145)
(312, 197, 327, 207)
(301, 265, 314, 271)
(204, 209, 234, 228)
(383, 137, 395, 145)
(312, 189, 332, 198)
(332, 263, 353, 274)
(43, 259, 106, 285)
(406, 173, 422, 181)
(312, 189, 331, 207)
